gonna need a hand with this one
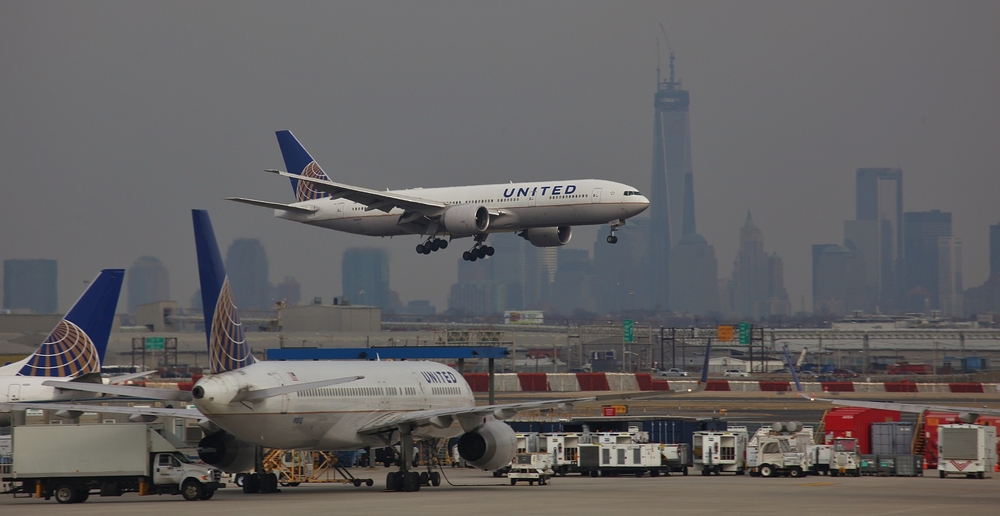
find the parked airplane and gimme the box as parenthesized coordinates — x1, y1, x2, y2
(0, 269, 124, 425)
(228, 131, 650, 261)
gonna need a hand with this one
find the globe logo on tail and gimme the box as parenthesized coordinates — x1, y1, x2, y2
(210, 278, 256, 373)
(18, 320, 101, 377)
(295, 161, 332, 202)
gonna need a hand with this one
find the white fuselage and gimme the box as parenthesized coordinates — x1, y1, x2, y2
(276, 178, 649, 237)
(0, 359, 83, 404)
(192, 361, 475, 450)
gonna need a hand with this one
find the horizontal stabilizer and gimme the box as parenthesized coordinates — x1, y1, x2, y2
(232, 375, 364, 403)
(226, 197, 318, 215)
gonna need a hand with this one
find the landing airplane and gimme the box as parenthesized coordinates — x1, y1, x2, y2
(228, 131, 650, 261)
(782, 346, 1000, 423)
(0, 269, 124, 425)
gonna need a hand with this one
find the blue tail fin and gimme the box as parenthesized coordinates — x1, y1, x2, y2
(699, 337, 712, 384)
(192, 210, 256, 374)
(275, 130, 332, 202)
(782, 345, 804, 393)
(17, 269, 124, 377)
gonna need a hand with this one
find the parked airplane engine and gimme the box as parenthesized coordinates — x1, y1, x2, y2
(198, 431, 256, 473)
(442, 205, 489, 237)
(456, 420, 517, 471)
(522, 226, 572, 247)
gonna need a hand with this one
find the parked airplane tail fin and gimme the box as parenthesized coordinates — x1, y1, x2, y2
(192, 210, 256, 374)
(17, 269, 124, 377)
(275, 130, 332, 202)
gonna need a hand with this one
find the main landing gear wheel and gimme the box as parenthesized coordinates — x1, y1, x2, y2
(430, 471, 441, 486)
(416, 238, 448, 255)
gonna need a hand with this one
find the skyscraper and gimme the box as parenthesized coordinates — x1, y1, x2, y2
(127, 256, 170, 313)
(341, 248, 390, 310)
(853, 168, 903, 309)
(669, 233, 720, 315)
(225, 238, 271, 310)
(901, 210, 952, 312)
(3, 259, 57, 313)
(648, 52, 695, 309)
(731, 212, 768, 317)
(593, 219, 652, 313)
(937, 237, 963, 316)
(812, 244, 867, 316)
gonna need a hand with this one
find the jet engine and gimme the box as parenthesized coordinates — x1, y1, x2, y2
(456, 420, 517, 471)
(441, 205, 489, 237)
(198, 431, 257, 473)
(522, 226, 572, 247)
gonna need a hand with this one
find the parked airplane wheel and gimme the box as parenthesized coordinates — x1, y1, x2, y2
(386, 472, 397, 491)
(242, 474, 260, 494)
(419, 472, 429, 486)
(234, 473, 246, 487)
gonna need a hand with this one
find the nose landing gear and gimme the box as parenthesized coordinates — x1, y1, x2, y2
(606, 219, 624, 244)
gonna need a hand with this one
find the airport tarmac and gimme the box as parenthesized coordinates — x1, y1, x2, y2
(3, 466, 997, 515)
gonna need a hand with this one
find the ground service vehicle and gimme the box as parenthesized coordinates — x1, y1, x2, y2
(0, 424, 223, 503)
(937, 425, 998, 479)
(828, 438, 861, 476)
(657, 368, 689, 377)
(661, 443, 691, 475)
(578, 443, 674, 477)
(749, 436, 806, 478)
(693, 429, 748, 475)
(508, 453, 553, 485)
(802, 445, 832, 475)
(723, 369, 750, 377)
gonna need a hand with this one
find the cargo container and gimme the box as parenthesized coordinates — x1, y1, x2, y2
(577, 443, 674, 477)
(938, 425, 997, 478)
(872, 422, 914, 455)
(822, 407, 900, 454)
(859, 454, 878, 475)
(893, 454, 924, 477)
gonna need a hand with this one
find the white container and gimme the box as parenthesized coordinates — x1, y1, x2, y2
(937, 424, 998, 479)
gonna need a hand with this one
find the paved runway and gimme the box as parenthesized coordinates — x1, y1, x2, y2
(3, 467, 997, 515)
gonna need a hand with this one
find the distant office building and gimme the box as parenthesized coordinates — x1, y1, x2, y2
(901, 210, 952, 312)
(3, 259, 57, 314)
(853, 168, 903, 309)
(550, 249, 597, 315)
(593, 219, 653, 313)
(225, 238, 271, 310)
(271, 276, 301, 306)
(648, 53, 695, 309)
(669, 232, 720, 315)
(990, 223, 1000, 277)
(398, 300, 436, 316)
(127, 256, 169, 313)
(728, 213, 788, 319)
(812, 244, 867, 316)
(937, 237, 963, 316)
(341, 248, 390, 310)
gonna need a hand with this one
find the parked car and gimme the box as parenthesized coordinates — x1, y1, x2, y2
(831, 368, 859, 378)
(723, 369, 750, 378)
(796, 370, 818, 379)
(655, 368, 690, 377)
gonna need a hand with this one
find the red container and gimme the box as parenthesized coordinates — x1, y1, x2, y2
(822, 407, 900, 454)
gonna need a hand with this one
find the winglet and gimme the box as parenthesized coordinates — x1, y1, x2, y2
(17, 269, 124, 378)
(275, 130, 332, 202)
(192, 210, 256, 373)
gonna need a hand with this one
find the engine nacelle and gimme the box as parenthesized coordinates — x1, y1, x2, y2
(442, 205, 489, 237)
(456, 420, 517, 471)
(523, 226, 572, 247)
(198, 431, 257, 473)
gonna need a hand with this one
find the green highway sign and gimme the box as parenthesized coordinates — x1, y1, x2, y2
(145, 336, 165, 350)
(738, 322, 751, 345)
(623, 320, 634, 343)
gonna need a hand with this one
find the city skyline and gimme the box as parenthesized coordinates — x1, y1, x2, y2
(2, 3, 998, 314)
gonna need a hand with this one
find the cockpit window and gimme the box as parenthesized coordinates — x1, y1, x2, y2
(623, 190, 642, 196)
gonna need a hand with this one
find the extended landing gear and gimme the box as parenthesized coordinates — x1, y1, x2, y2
(416, 238, 448, 255)
(606, 219, 624, 244)
(385, 428, 443, 492)
(462, 234, 494, 262)
(241, 446, 280, 494)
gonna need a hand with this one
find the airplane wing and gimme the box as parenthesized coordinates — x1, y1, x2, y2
(267, 170, 447, 214)
(802, 397, 1000, 418)
(0, 401, 202, 420)
(106, 370, 158, 384)
(357, 389, 700, 436)
(42, 380, 194, 401)
(226, 197, 319, 215)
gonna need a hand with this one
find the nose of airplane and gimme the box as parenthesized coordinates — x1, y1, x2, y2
(633, 196, 650, 215)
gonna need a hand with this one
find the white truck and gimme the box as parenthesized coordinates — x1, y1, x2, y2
(0, 424, 224, 503)
(693, 429, 748, 475)
(802, 444, 833, 475)
(748, 435, 806, 478)
(508, 453, 554, 486)
(937, 424, 998, 479)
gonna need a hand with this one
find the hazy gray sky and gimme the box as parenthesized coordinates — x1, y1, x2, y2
(2, 1, 999, 313)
